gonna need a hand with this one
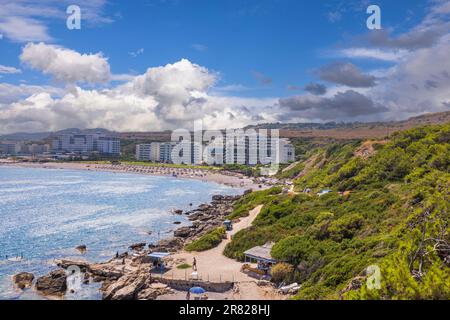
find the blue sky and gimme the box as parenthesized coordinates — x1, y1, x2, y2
(0, 0, 428, 96)
(0, 0, 449, 133)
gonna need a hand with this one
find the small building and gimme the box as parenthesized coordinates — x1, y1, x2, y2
(148, 252, 171, 272)
(244, 242, 277, 266)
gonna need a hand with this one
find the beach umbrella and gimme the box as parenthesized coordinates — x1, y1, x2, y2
(189, 286, 206, 294)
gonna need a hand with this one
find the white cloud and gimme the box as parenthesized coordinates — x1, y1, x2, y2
(20, 42, 111, 84)
(0, 17, 52, 42)
(128, 48, 144, 58)
(0, 83, 63, 104)
(0, 64, 21, 74)
(339, 48, 409, 62)
(0, 0, 112, 42)
(0, 57, 276, 134)
(191, 44, 208, 52)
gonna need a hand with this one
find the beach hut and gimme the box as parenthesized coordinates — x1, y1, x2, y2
(244, 242, 277, 272)
(148, 252, 171, 271)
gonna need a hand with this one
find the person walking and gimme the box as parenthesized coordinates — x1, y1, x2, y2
(192, 257, 197, 271)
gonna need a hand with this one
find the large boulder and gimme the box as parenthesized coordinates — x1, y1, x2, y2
(35, 269, 67, 297)
(104, 274, 150, 300)
(174, 226, 192, 238)
(75, 245, 87, 253)
(153, 237, 184, 252)
(12, 272, 34, 290)
(129, 242, 146, 251)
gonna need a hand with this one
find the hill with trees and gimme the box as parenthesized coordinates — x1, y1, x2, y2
(224, 123, 450, 299)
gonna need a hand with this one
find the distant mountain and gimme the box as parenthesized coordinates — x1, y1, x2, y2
(248, 111, 450, 140)
(244, 111, 450, 131)
(0, 128, 115, 142)
(1, 111, 449, 142)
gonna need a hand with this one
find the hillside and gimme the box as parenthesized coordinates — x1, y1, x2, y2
(224, 123, 450, 299)
(254, 111, 450, 140)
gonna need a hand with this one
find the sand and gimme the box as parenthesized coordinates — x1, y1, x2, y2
(157, 206, 285, 300)
(0, 161, 265, 191)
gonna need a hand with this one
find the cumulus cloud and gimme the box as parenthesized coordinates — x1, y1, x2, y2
(124, 59, 217, 122)
(279, 90, 388, 121)
(304, 83, 327, 95)
(318, 62, 377, 88)
(20, 42, 111, 84)
(0, 56, 279, 134)
(370, 34, 450, 118)
(0, 83, 63, 104)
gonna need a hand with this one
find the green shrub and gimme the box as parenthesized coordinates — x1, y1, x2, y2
(185, 227, 226, 252)
(271, 263, 294, 283)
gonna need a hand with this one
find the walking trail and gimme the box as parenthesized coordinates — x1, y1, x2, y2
(159, 205, 282, 299)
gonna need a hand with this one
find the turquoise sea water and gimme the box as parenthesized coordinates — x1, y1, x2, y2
(0, 166, 241, 299)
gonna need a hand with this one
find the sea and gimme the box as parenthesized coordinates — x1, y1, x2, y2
(0, 166, 242, 300)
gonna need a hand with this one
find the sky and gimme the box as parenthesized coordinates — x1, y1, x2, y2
(0, 0, 449, 133)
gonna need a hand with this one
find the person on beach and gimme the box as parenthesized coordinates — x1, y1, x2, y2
(186, 290, 190, 300)
(193, 257, 197, 271)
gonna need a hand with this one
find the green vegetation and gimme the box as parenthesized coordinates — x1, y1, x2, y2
(224, 124, 450, 299)
(185, 227, 226, 252)
(226, 187, 282, 220)
(176, 263, 192, 269)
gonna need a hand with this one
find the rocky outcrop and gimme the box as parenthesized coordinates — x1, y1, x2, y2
(150, 237, 184, 252)
(12, 272, 34, 290)
(174, 226, 192, 238)
(129, 242, 146, 251)
(35, 269, 67, 297)
(171, 194, 240, 243)
(33, 192, 242, 300)
(75, 244, 87, 253)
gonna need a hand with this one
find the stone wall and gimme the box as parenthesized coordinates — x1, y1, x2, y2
(158, 278, 234, 293)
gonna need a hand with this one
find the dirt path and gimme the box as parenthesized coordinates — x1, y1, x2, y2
(162, 205, 263, 283)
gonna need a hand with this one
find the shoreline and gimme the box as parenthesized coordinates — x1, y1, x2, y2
(0, 161, 265, 191)
(3, 161, 281, 300)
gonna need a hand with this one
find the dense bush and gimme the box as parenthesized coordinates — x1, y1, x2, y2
(271, 263, 295, 284)
(185, 227, 226, 252)
(224, 123, 450, 299)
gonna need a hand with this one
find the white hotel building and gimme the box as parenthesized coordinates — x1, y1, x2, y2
(136, 136, 295, 166)
(52, 134, 120, 156)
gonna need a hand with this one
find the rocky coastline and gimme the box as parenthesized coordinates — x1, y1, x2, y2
(13, 192, 248, 300)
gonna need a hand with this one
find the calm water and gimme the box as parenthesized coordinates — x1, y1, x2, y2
(0, 166, 241, 299)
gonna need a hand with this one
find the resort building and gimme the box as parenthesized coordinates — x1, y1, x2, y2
(135, 142, 174, 163)
(136, 136, 295, 166)
(0, 142, 22, 155)
(52, 133, 120, 156)
(136, 144, 152, 161)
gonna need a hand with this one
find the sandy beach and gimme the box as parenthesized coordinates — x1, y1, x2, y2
(0, 160, 265, 191)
